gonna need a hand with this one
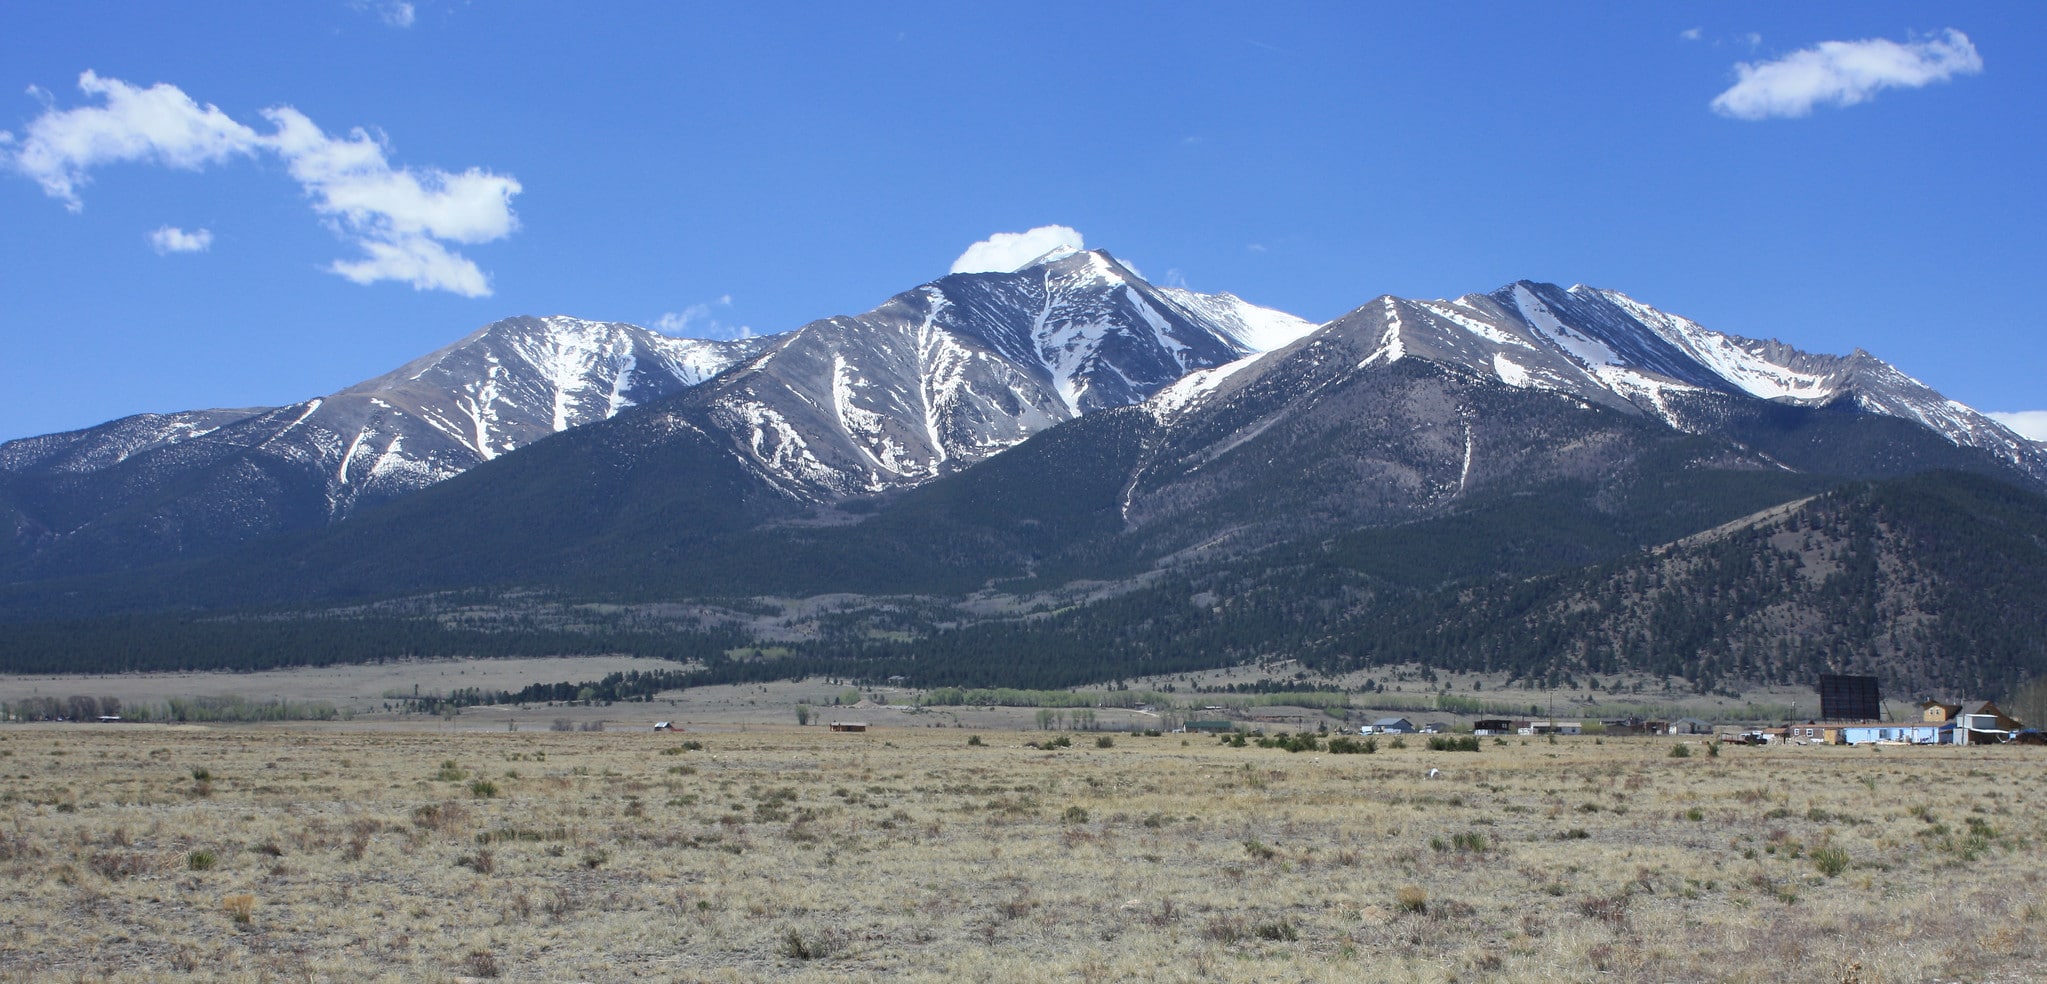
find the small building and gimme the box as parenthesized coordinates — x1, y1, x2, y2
(1601, 717, 1666, 737)
(652, 721, 678, 731)
(1839, 722, 1949, 745)
(1184, 720, 1235, 734)
(1420, 722, 1449, 734)
(1522, 720, 1582, 736)
(1780, 723, 1837, 744)
(1472, 719, 1514, 735)
(1918, 700, 2022, 745)
(1368, 717, 1417, 734)
(1953, 701, 2023, 745)
(1668, 718, 1714, 735)
(829, 721, 869, 732)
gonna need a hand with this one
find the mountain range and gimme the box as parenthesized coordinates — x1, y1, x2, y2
(2, 247, 2043, 697)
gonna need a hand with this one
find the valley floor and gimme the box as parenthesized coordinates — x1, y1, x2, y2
(0, 724, 2040, 982)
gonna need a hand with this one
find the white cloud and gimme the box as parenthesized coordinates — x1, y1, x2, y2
(263, 107, 520, 244)
(1710, 29, 1982, 120)
(655, 295, 752, 340)
(1987, 411, 2047, 443)
(951, 225, 1085, 274)
(329, 234, 489, 297)
(8, 71, 261, 208)
(5, 71, 519, 296)
(1680, 27, 1703, 42)
(149, 225, 212, 254)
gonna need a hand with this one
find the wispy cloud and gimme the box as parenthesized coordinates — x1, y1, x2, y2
(655, 295, 752, 340)
(1987, 411, 2047, 443)
(149, 225, 212, 254)
(1679, 27, 1703, 43)
(1710, 29, 1982, 120)
(3, 71, 519, 296)
(352, 0, 416, 28)
(951, 225, 1085, 274)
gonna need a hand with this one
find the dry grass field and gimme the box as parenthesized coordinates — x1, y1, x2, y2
(0, 723, 2040, 983)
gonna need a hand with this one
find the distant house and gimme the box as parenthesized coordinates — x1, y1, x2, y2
(1917, 700, 2023, 745)
(1420, 722, 1448, 734)
(652, 721, 678, 731)
(1522, 720, 1582, 736)
(1368, 718, 1417, 734)
(1839, 722, 1949, 745)
(1954, 701, 2022, 745)
(1472, 719, 1514, 736)
(1668, 718, 1714, 735)
(829, 721, 869, 732)
(1600, 717, 1665, 737)
(1780, 723, 1837, 744)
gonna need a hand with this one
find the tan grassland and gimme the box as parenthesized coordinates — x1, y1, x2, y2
(0, 723, 2040, 983)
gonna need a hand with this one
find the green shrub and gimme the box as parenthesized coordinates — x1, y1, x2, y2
(1812, 846, 1851, 877)
(966, 734, 984, 746)
(1095, 736, 1114, 748)
(469, 779, 499, 799)
(1669, 743, 1692, 758)
(187, 849, 217, 871)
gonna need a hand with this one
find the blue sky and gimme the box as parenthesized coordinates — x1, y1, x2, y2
(3, 2, 2042, 442)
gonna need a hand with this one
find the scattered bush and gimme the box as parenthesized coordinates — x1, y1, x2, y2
(1428, 736, 1481, 752)
(1812, 845, 1851, 878)
(462, 949, 502, 978)
(469, 779, 499, 799)
(1669, 743, 1692, 758)
(967, 734, 984, 746)
(187, 849, 218, 871)
(1327, 736, 1377, 754)
(221, 894, 255, 924)
(1396, 885, 1428, 914)
(1202, 913, 1247, 943)
(1254, 918, 1299, 941)
(1095, 735, 1114, 748)
(779, 927, 848, 960)
(1062, 806, 1090, 824)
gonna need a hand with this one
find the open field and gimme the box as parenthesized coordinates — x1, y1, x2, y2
(0, 724, 2041, 982)
(1, 657, 1843, 734)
